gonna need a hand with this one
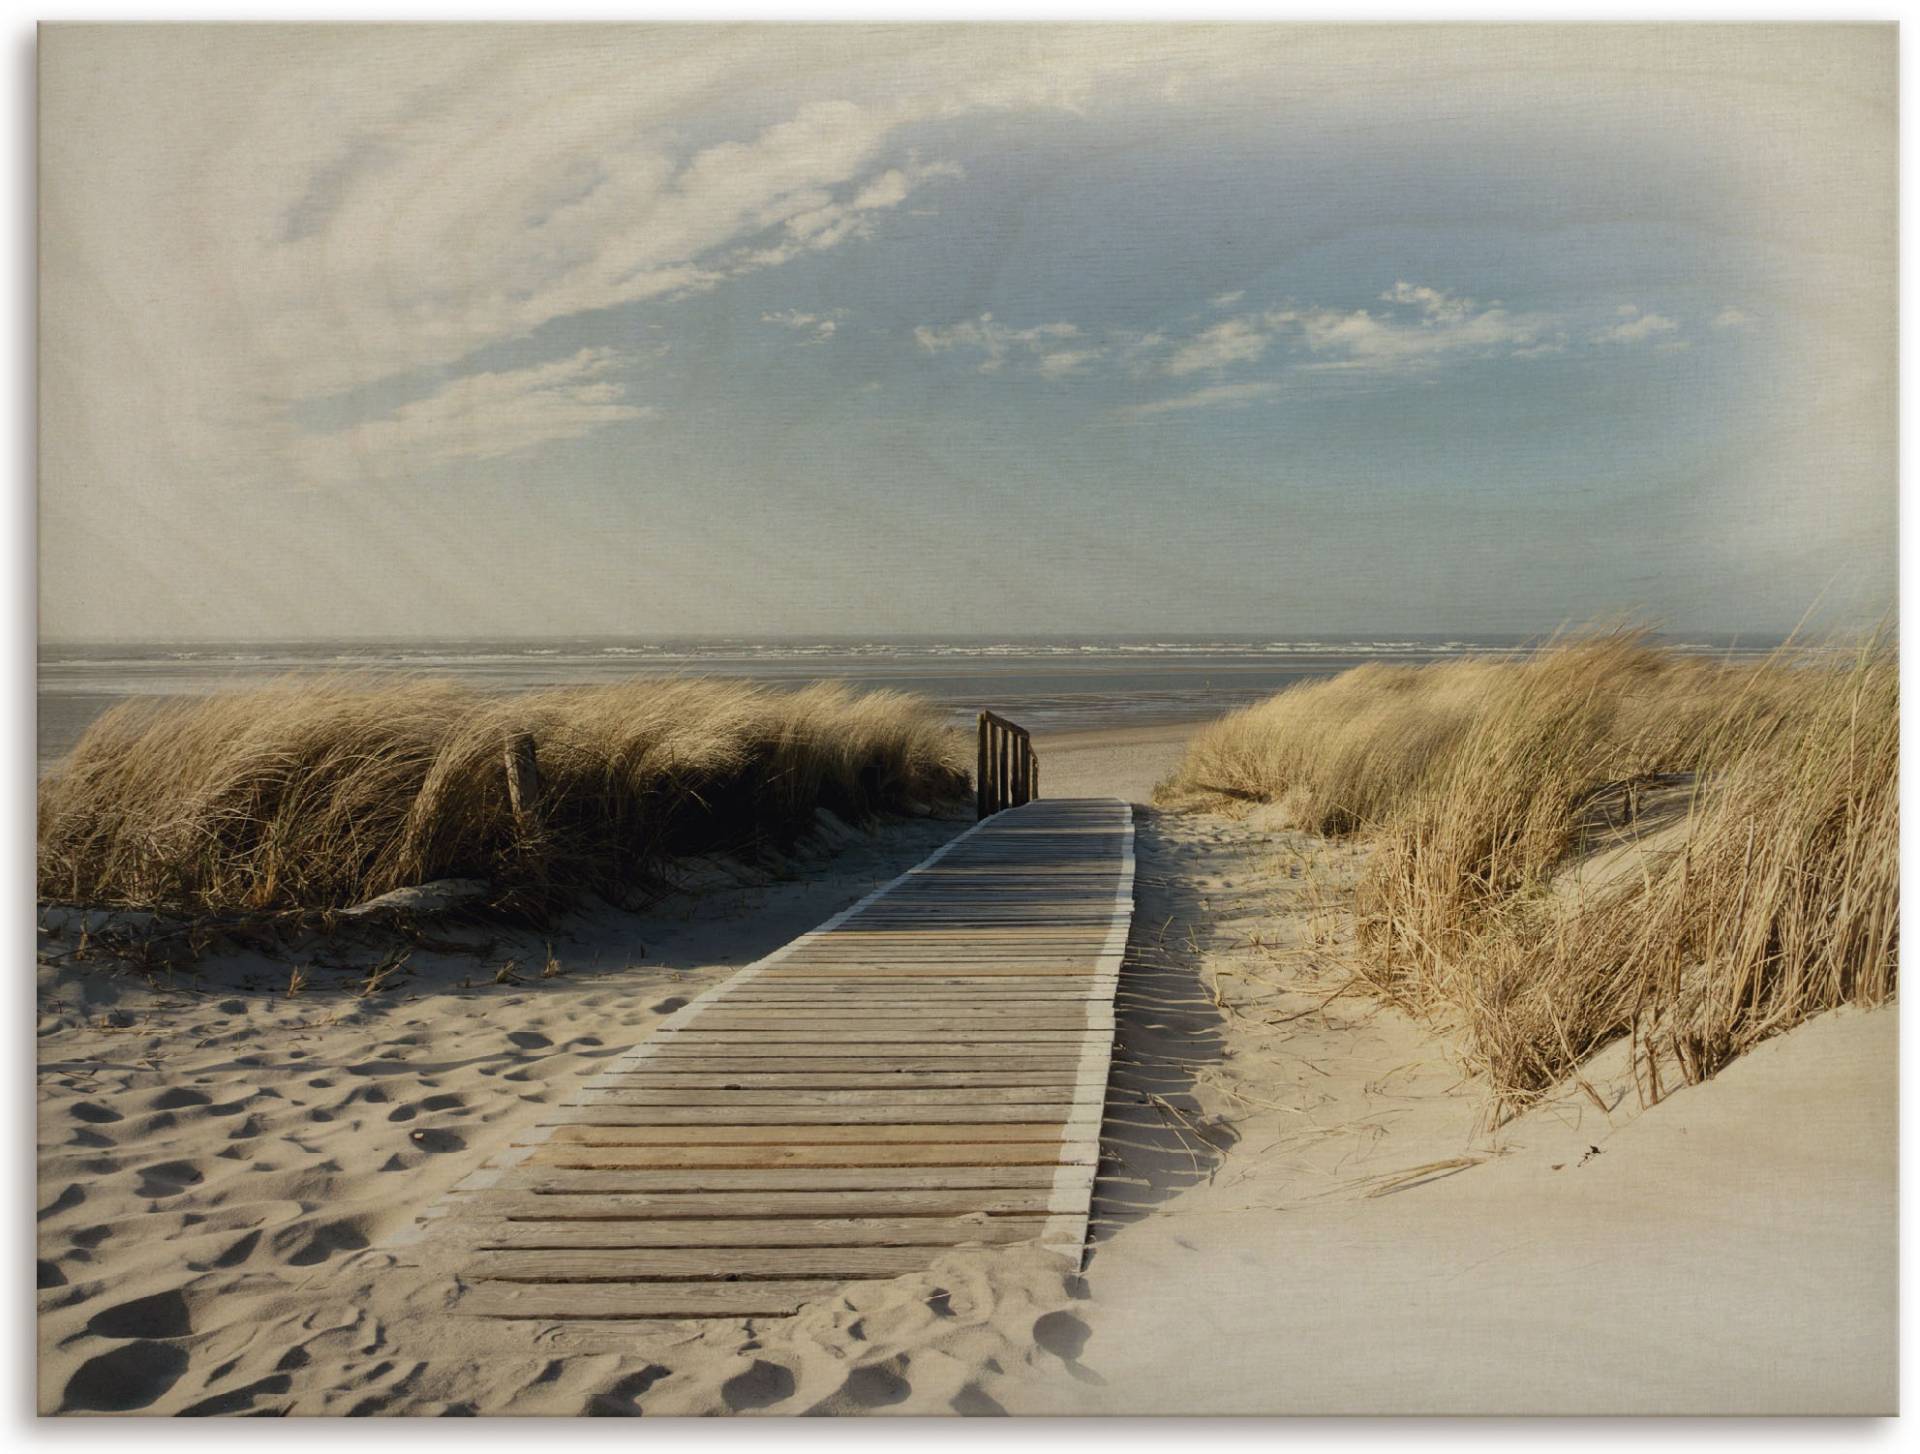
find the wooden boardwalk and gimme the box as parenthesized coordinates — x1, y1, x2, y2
(426, 797, 1134, 1322)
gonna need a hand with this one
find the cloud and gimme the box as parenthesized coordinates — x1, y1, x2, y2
(762, 308, 846, 342)
(1165, 318, 1274, 376)
(1037, 348, 1102, 378)
(1282, 285, 1558, 372)
(1380, 280, 1474, 324)
(774, 157, 964, 257)
(914, 313, 1089, 373)
(1713, 306, 1754, 330)
(916, 280, 1690, 399)
(1593, 308, 1681, 345)
(1124, 380, 1284, 416)
(1210, 290, 1245, 310)
(294, 348, 648, 480)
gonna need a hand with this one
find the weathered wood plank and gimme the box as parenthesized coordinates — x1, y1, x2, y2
(549, 1088, 1076, 1108)
(463, 1280, 849, 1321)
(543, 1105, 1075, 1126)
(625, 1055, 1086, 1072)
(658, 1029, 1093, 1043)
(522, 1142, 1078, 1170)
(572, 1071, 1082, 1091)
(472, 1245, 972, 1283)
(539, 1123, 1066, 1145)
(495, 1165, 1075, 1194)
(468, 1215, 1047, 1249)
(470, 1189, 1057, 1220)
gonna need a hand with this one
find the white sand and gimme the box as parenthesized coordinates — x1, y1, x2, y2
(36, 726, 1896, 1415)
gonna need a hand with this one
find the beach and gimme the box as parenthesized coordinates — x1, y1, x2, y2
(35, 719, 1895, 1415)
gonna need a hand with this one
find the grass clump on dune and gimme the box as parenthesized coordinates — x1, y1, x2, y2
(1157, 632, 1897, 1114)
(38, 677, 969, 917)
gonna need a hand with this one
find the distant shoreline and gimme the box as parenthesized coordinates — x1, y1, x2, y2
(35, 635, 1791, 772)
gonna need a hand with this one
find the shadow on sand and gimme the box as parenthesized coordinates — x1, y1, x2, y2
(1085, 806, 1250, 1257)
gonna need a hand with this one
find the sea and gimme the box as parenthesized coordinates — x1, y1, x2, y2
(35, 635, 1783, 772)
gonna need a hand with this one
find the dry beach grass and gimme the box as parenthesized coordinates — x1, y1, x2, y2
(37, 676, 969, 917)
(1157, 633, 1898, 1114)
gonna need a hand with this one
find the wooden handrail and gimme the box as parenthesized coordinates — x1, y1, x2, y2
(976, 710, 1039, 819)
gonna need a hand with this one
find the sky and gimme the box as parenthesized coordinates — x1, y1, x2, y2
(38, 24, 1896, 641)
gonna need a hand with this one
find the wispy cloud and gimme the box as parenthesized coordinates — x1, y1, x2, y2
(1593, 305, 1681, 346)
(919, 280, 1679, 402)
(914, 313, 1089, 374)
(1165, 318, 1273, 376)
(1210, 289, 1245, 310)
(1713, 306, 1754, 330)
(762, 308, 846, 342)
(1124, 380, 1283, 416)
(295, 348, 648, 479)
(1283, 283, 1560, 372)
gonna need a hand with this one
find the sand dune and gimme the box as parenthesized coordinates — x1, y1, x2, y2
(37, 730, 1895, 1414)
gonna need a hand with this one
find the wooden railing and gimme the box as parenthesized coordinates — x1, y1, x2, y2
(976, 711, 1038, 819)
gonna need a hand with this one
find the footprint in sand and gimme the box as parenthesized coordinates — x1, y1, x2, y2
(134, 1161, 204, 1199)
(177, 1373, 292, 1416)
(1033, 1311, 1105, 1386)
(61, 1341, 190, 1412)
(212, 1229, 260, 1267)
(838, 1358, 912, 1409)
(584, 1364, 671, 1415)
(280, 1219, 370, 1266)
(87, 1288, 192, 1339)
(150, 1087, 212, 1111)
(70, 1101, 122, 1125)
(720, 1359, 795, 1412)
(38, 1183, 85, 1220)
(950, 1382, 1009, 1416)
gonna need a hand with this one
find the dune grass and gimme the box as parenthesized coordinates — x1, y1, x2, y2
(1157, 633, 1897, 1114)
(37, 676, 970, 917)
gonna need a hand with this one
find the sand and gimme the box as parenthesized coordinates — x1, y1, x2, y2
(36, 723, 1897, 1415)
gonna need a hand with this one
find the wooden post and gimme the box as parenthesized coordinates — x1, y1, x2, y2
(1006, 726, 1021, 818)
(504, 732, 540, 828)
(1030, 751, 1039, 803)
(976, 713, 990, 820)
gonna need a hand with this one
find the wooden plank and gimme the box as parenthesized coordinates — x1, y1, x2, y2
(469, 1215, 1047, 1249)
(572, 1072, 1082, 1091)
(640, 1043, 1088, 1056)
(683, 1006, 1105, 1021)
(625, 1056, 1085, 1072)
(659, 1029, 1093, 1043)
(463, 1280, 849, 1321)
(471, 1189, 1057, 1220)
(544, 1105, 1075, 1126)
(522, 1142, 1077, 1170)
(473, 1245, 964, 1282)
(549, 1088, 1076, 1108)
(498, 1165, 1075, 1193)
(539, 1123, 1066, 1145)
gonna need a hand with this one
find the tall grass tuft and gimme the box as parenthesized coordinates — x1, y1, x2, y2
(1156, 633, 1897, 1112)
(38, 677, 969, 916)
